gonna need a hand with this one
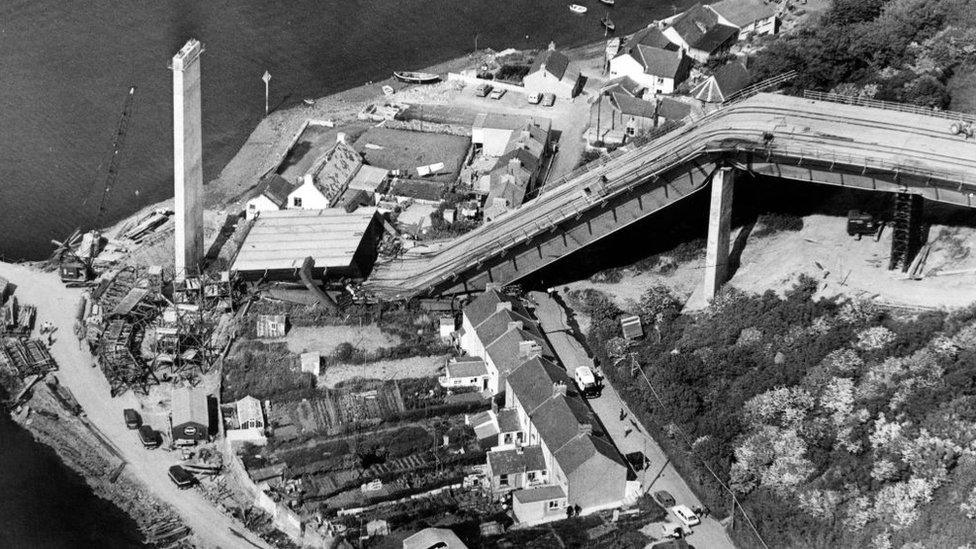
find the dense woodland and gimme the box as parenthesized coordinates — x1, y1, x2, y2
(574, 277, 976, 548)
(754, 0, 976, 110)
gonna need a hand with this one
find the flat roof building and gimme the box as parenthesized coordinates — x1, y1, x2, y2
(231, 208, 383, 281)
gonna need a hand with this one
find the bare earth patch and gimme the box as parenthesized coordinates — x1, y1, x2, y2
(281, 325, 401, 356)
(319, 355, 447, 389)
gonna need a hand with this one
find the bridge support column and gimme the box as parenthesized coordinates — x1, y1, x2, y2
(703, 167, 735, 300)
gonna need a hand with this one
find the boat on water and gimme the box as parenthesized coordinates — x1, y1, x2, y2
(569, 4, 588, 13)
(393, 71, 440, 84)
(600, 0, 615, 5)
(601, 14, 616, 30)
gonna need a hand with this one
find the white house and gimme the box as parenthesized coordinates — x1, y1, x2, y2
(286, 138, 364, 210)
(245, 174, 294, 220)
(708, 0, 779, 39)
(523, 43, 584, 100)
(662, 3, 740, 62)
(609, 44, 692, 96)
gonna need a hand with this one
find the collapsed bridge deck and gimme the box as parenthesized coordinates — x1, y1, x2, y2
(366, 93, 976, 299)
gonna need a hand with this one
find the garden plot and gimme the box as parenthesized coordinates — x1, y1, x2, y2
(270, 381, 406, 437)
(282, 324, 401, 356)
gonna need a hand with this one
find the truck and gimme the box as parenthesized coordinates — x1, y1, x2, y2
(574, 366, 601, 398)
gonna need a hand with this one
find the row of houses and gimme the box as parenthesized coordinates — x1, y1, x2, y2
(471, 114, 553, 221)
(446, 288, 629, 525)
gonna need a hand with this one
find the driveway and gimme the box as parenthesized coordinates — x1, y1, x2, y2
(528, 291, 735, 549)
(0, 262, 271, 549)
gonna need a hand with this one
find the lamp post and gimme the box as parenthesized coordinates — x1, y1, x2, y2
(262, 70, 271, 116)
(474, 34, 480, 53)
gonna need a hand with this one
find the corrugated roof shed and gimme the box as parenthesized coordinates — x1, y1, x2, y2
(172, 387, 209, 429)
(232, 208, 376, 272)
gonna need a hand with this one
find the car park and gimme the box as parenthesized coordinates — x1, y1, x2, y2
(168, 465, 196, 489)
(671, 504, 701, 527)
(123, 408, 141, 429)
(489, 88, 506, 100)
(527, 92, 542, 104)
(653, 489, 676, 508)
(474, 83, 493, 97)
(138, 425, 160, 449)
(541, 93, 556, 107)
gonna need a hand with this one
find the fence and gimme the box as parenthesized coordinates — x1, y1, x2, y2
(723, 70, 797, 105)
(803, 90, 976, 124)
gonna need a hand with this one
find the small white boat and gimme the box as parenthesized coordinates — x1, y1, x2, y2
(303, 98, 315, 106)
(600, 0, 615, 5)
(393, 71, 440, 84)
(569, 4, 588, 13)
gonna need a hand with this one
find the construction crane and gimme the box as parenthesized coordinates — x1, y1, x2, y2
(54, 86, 137, 285)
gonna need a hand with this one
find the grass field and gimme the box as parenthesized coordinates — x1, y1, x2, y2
(353, 127, 470, 183)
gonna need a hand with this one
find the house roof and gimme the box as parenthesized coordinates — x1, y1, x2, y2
(484, 327, 552, 379)
(235, 395, 264, 426)
(497, 408, 522, 432)
(172, 387, 209, 428)
(707, 0, 778, 28)
(347, 164, 389, 193)
(513, 484, 566, 503)
(255, 174, 294, 208)
(622, 26, 676, 54)
(507, 356, 576, 413)
(610, 92, 658, 120)
(669, 3, 739, 53)
(310, 140, 363, 201)
(403, 528, 468, 549)
(474, 307, 540, 348)
(531, 394, 596, 451)
(487, 446, 547, 476)
(656, 97, 693, 121)
(464, 289, 522, 327)
(601, 75, 646, 97)
(446, 356, 489, 379)
(530, 48, 571, 81)
(635, 46, 688, 79)
(553, 431, 626, 475)
(691, 62, 751, 103)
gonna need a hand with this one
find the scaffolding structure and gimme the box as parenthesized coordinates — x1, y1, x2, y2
(98, 319, 159, 396)
(889, 193, 925, 272)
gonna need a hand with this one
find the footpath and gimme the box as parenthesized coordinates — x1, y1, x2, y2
(0, 262, 271, 549)
(529, 290, 735, 549)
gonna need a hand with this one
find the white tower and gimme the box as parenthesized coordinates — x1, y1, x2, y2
(171, 39, 204, 278)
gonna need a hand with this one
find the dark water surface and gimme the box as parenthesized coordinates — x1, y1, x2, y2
(0, 1, 692, 545)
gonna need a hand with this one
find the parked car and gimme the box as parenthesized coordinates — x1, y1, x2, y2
(671, 504, 701, 527)
(123, 408, 141, 429)
(541, 93, 556, 107)
(168, 465, 196, 489)
(527, 92, 542, 104)
(489, 88, 506, 100)
(653, 490, 676, 508)
(474, 83, 493, 97)
(138, 425, 160, 449)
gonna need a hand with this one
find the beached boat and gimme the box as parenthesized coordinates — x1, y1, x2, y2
(601, 14, 616, 30)
(600, 0, 615, 5)
(303, 98, 315, 106)
(569, 4, 588, 13)
(393, 71, 440, 84)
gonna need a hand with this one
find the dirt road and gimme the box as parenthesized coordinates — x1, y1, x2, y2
(529, 291, 735, 549)
(0, 262, 271, 549)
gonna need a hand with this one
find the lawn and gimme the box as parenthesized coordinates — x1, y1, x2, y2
(353, 127, 470, 183)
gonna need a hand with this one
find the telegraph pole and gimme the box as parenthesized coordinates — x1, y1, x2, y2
(262, 70, 271, 116)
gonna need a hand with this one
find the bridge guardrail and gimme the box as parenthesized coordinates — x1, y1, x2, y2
(803, 90, 976, 125)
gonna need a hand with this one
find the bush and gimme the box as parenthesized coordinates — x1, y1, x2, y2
(495, 64, 531, 82)
(753, 213, 804, 238)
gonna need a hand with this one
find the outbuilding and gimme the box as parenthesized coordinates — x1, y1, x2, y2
(171, 387, 211, 444)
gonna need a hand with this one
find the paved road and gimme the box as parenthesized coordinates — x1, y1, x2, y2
(0, 262, 271, 549)
(529, 291, 735, 549)
(366, 92, 976, 298)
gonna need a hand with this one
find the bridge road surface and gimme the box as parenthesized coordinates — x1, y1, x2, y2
(528, 291, 736, 549)
(366, 93, 976, 299)
(0, 262, 273, 549)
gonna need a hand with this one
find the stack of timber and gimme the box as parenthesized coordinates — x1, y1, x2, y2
(0, 296, 35, 337)
(0, 339, 57, 378)
(143, 517, 192, 547)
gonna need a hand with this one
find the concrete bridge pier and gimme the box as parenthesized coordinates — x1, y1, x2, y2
(703, 166, 735, 300)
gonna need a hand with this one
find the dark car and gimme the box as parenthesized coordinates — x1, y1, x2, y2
(168, 465, 195, 489)
(653, 490, 676, 508)
(123, 408, 141, 429)
(138, 425, 160, 449)
(474, 83, 493, 97)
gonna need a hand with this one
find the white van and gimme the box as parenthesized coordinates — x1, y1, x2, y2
(574, 366, 600, 398)
(671, 504, 701, 527)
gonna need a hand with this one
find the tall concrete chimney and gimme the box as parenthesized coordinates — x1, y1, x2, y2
(171, 39, 204, 278)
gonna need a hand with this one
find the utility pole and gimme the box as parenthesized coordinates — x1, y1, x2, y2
(262, 70, 271, 116)
(474, 34, 480, 53)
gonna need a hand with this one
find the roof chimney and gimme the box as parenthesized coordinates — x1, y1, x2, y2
(548, 41, 556, 51)
(496, 301, 513, 313)
(552, 381, 567, 397)
(336, 132, 347, 144)
(303, 173, 314, 187)
(508, 157, 521, 175)
(507, 320, 524, 331)
(578, 423, 593, 435)
(519, 340, 542, 359)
